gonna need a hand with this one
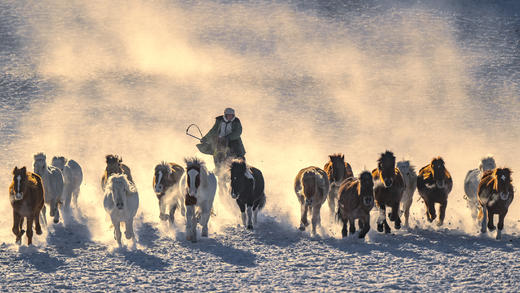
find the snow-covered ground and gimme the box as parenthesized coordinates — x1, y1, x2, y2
(1, 0, 519, 291)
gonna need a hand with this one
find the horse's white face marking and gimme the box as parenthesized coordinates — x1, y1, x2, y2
(155, 171, 163, 193)
(188, 169, 199, 196)
(15, 175, 22, 200)
(501, 175, 506, 181)
(112, 180, 126, 209)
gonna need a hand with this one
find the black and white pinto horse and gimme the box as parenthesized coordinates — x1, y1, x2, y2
(464, 156, 496, 220)
(153, 162, 185, 224)
(229, 159, 266, 230)
(179, 158, 217, 242)
(372, 151, 405, 233)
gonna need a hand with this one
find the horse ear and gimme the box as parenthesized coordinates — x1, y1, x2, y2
(341, 154, 344, 160)
(119, 157, 123, 163)
(13, 167, 18, 175)
(329, 155, 333, 160)
(21, 167, 26, 174)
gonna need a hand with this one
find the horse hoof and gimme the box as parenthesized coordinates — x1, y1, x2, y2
(36, 227, 42, 235)
(395, 223, 401, 230)
(488, 225, 496, 232)
(247, 225, 254, 230)
(15, 239, 21, 245)
(53, 218, 59, 224)
(298, 225, 305, 231)
(436, 220, 444, 227)
(377, 223, 384, 232)
(125, 232, 132, 240)
(159, 214, 169, 221)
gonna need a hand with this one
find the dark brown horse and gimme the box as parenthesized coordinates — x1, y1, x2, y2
(9, 167, 45, 245)
(101, 155, 134, 190)
(417, 157, 453, 226)
(372, 151, 405, 233)
(478, 168, 514, 240)
(324, 154, 354, 216)
(337, 171, 374, 238)
(153, 162, 185, 223)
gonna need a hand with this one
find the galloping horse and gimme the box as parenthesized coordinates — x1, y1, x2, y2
(179, 158, 217, 242)
(478, 168, 514, 240)
(9, 167, 45, 245)
(103, 174, 139, 247)
(464, 156, 496, 219)
(337, 171, 374, 239)
(294, 166, 329, 235)
(397, 160, 417, 227)
(229, 159, 266, 230)
(33, 153, 64, 224)
(417, 157, 453, 226)
(51, 156, 83, 209)
(324, 154, 354, 216)
(372, 151, 405, 233)
(101, 155, 134, 190)
(153, 162, 184, 224)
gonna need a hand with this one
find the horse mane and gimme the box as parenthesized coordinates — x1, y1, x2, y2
(106, 154, 122, 164)
(377, 150, 395, 165)
(34, 152, 46, 161)
(105, 173, 135, 194)
(185, 157, 206, 169)
(229, 158, 246, 171)
(155, 161, 172, 173)
(421, 157, 450, 180)
(479, 155, 496, 172)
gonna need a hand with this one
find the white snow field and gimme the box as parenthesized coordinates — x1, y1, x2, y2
(1, 0, 519, 291)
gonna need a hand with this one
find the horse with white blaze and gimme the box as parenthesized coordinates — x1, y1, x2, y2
(229, 159, 266, 230)
(179, 158, 217, 242)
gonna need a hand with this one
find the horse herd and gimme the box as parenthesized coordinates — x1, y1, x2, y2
(8, 151, 515, 247)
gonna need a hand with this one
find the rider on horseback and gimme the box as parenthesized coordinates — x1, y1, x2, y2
(197, 108, 246, 166)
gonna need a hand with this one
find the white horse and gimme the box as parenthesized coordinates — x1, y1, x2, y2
(103, 174, 139, 247)
(464, 156, 496, 219)
(33, 153, 64, 224)
(397, 160, 417, 227)
(179, 158, 217, 242)
(51, 156, 83, 209)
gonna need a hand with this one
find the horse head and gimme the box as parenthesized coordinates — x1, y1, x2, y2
(377, 151, 396, 188)
(109, 175, 131, 210)
(51, 156, 67, 171)
(229, 159, 248, 199)
(33, 152, 47, 175)
(185, 158, 204, 198)
(479, 156, 496, 173)
(106, 154, 122, 174)
(492, 168, 512, 200)
(430, 157, 449, 188)
(358, 171, 374, 207)
(397, 160, 414, 177)
(154, 162, 172, 196)
(302, 171, 319, 206)
(329, 154, 346, 183)
(12, 166, 28, 201)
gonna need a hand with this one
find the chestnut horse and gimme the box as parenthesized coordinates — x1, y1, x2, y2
(324, 154, 354, 216)
(337, 171, 374, 238)
(417, 157, 453, 226)
(372, 151, 405, 233)
(9, 167, 45, 245)
(294, 166, 329, 235)
(101, 155, 134, 190)
(153, 162, 185, 223)
(478, 168, 514, 240)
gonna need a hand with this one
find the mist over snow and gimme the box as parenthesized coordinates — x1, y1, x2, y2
(0, 0, 519, 291)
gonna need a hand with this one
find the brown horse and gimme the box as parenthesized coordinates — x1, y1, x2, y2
(294, 166, 330, 235)
(372, 151, 405, 233)
(478, 168, 514, 240)
(153, 162, 185, 223)
(324, 153, 354, 216)
(101, 155, 134, 190)
(337, 171, 374, 238)
(9, 167, 45, 245)
(417, 157, 453, 226)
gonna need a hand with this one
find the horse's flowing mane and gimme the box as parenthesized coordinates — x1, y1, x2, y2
(105, 173, 135, 194)
(421, 157, 451, 180)
(34, 152, 46, 161)
(377, 150, 395, 165)
(155, 161, 172, 174)
(479, 155, 496, 172)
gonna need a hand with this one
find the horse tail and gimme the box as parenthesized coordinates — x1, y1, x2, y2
(257, 193, 266, 210)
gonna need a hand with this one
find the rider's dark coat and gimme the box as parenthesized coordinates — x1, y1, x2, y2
(197, 116, 245, 157)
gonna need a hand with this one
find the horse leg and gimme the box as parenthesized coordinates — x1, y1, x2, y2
(496, 212, 506, 240)
(12, 211, 24, 244)
(341, 219, 348, 238)
(487, 208, 496, 231)
(437, 200, 447, 226)
(480, 204, 488, 233)
(168, 204, 177, 225)
(158, 197, 168, 221)
(391, 203, 401, 230)
(125, 217, 134, 240)
(348, 218, 356, 236)
(377, 205, 386, 232)
(359, 214, 371, 239)
(237, 201, 247, 227)
(26, 217, 34, 245)
(113, 221, 122, 247)
(425, 199, 436, 222)
(185, 205, 197, 242)
(299, 202, 309, 231)
(200, 205, 211, 237)
(246, 205, 254, 230)
(53, 202, 60, 224)
(63, 184, 73, 210)
(327, 188, 336, 218)
(34, 210, 42, 235)
(403, 197, 413, 227)
(40, 204, 47, 227)
(311, 205, 321, 236)
(72, 186, 80, 207)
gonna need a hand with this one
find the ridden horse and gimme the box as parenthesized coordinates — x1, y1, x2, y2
(324, 154, 354, 217)
(478, 168, 514, 240)
(294, 166, 330, 235)
(229, 159, 266, 230)
(33, 153, 64, 224)
(9, 167, 45, 245)
(337, 171, 374, 239)
(179, 158, 217, 242)
(153, 162, 185, 224)
(397, 160, 417, 227)
(101, 155, 134, 190)
(51, 156, 83, 209)
(103, 174, 139, 247)
(464, 156, 496, 219)
(417, 157, 453, 226)
(372, 151, 405, 233)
